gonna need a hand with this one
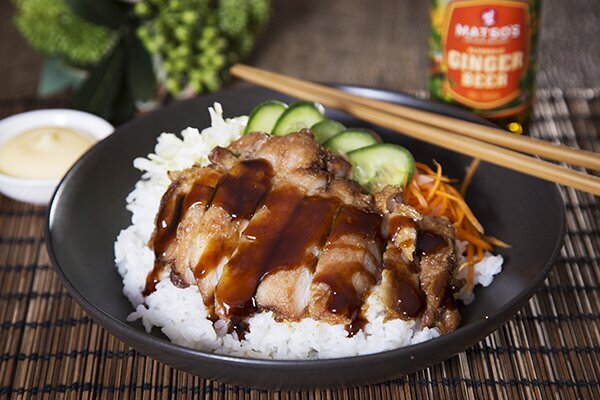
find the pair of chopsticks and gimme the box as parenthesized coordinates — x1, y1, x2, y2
(230, 64, 600, 196)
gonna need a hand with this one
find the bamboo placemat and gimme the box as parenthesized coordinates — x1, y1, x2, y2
(0, 89, 598, 399)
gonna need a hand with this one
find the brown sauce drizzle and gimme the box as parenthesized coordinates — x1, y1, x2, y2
(317, 261, 375, 337)
(169, 269, 189, 288)
(144, 169, 224, 296)
(145, 160, 271, 297)
(441, 288, 458, 311)
(210, 159, 272, 220)
(189, 159, 272, 308)
(181, 171, 223, 212)
(394, 277, 425, 318)
(193, 236, 237, 281)
(216, 188, 339, 319)
(431, 268, 458, 311)
(417, 231, 456, 303)
(381, 214, 426, 319)
(389, 268, 425, 319)
(144, 193, 185, 296)
(264, 195, 339, 274)
(325, 205, 383, 245)
(407, 260, 419, 274)
(228, 315, 250, 340)
(143, 263, 164, 297)
(313, 206, 383, 335)
(381, 244, 426, 320)
(388, 215, 416, 239)
(321, 262, 372, 315)
(347, 315, 368, 337)
(216, 188, 304, 317)
(417, 232, 458, 318)
(416, 232, 447, 256)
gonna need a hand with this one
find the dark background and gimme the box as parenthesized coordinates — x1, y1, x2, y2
(1, 0, 599, 102)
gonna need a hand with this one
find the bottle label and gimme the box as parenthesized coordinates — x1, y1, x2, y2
(441, 1, 530, 112)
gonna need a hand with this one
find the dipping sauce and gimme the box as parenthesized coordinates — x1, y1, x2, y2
(0, 127, 94, 179)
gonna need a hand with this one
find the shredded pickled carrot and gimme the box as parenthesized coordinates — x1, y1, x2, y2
(408, 180, 429, 212)
(426, 160, 443, 202)
(460, 158, 481, 197)
(416, 162, 436, 175)
(435, 191, 484, 233)
(466, 239, 475, 264)
(466, 263, 475, 293)
(457, 228, 493, 251)
(477, 243, 484, 261)
(404, 161, 509, 294)
(483, 235, 511, 248)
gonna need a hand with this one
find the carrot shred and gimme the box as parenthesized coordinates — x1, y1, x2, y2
(455, 206, 465, 226)
(406, 160, 509, 296)
(466, 263, 475, 292)
(409, 180, 429, 211)
(483, 235, 511, 248)
(426, 160, 443, 202)
(416, 162, 436, 175)
(457, 229, 493, 251)
(435, 191, 484, 234)
(460, 158, 481, 197)
(439, 195, 449, 215)
(466, 240, 474, 264)
(476, 243, 484, 262)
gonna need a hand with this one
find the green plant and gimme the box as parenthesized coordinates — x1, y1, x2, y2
(13, 0, 116, 66)
(135, 0, 271, 96)
(12, 0, 272, 123)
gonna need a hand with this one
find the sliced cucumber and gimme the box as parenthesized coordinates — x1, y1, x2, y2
(311, 119, 346, 144)
(272, 101, 325, 135)
(347, 143, 415, 192)
(244, 100, 288, 134)
(323, 128, 379, 156)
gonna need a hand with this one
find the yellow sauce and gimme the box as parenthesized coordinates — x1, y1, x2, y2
(0, 127, 94, 179)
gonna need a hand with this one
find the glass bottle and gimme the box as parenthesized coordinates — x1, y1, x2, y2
(429, 0, 541, 134)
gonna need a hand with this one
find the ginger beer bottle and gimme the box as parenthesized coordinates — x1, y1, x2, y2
(429, 0, 541, 134)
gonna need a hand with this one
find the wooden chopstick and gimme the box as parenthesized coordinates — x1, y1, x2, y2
(230, 64, 600, 196)
(232, 64, 600, 171)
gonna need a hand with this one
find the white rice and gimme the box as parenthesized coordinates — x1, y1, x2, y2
(114, 103, 503, 359)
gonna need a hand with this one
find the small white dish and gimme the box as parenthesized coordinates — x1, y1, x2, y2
(0, 109, 114, 205)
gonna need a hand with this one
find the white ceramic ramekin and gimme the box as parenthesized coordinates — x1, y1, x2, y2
(0, 109, 114, 205)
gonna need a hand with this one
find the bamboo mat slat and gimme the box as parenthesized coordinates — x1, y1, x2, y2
(0, 90, 599, 399)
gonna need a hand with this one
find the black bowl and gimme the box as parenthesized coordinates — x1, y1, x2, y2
(46, 85, 565, 389)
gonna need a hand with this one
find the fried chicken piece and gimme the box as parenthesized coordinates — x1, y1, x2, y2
(374, 186, 426, 321)
(417, 216, 460, 334)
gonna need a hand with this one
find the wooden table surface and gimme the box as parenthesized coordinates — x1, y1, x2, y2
(1, 0, 599, 102)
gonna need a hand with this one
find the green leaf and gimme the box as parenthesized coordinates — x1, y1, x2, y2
(37, 57, 85, 97)
(124, 31, 155, 101)
(112, 78, 136, 124)
(65, 0, 129, 29)
(72, 43, 125, 120)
